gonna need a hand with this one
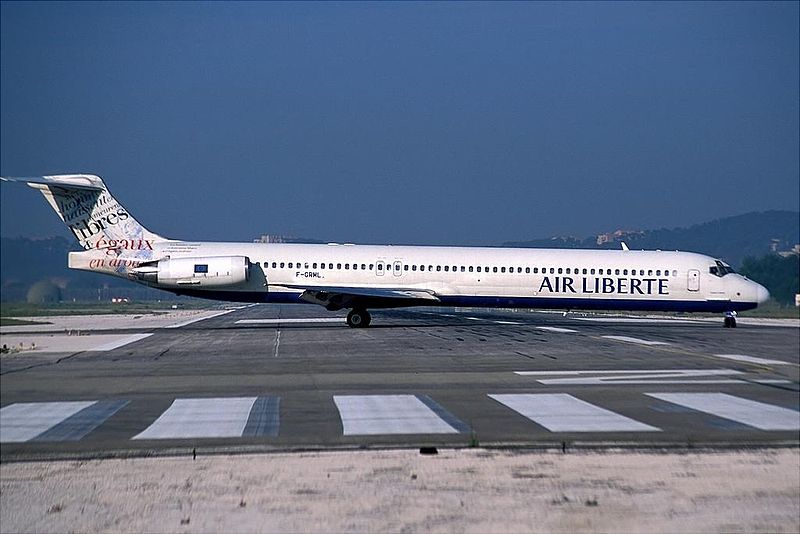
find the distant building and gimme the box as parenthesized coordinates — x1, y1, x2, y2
(777, 244, 800, 258)
(596, 229, 644, 246)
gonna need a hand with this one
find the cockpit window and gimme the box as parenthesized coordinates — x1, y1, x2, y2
(710, 260, 736, 277)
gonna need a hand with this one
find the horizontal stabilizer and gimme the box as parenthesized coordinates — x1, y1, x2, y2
(1, 174, 105, 191)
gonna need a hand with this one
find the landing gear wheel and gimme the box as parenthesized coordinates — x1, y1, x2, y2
(346, 308, 371, 328)
(723, 316, 737, 328)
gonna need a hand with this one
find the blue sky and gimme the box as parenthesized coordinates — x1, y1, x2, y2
(1, 1, 798, 245)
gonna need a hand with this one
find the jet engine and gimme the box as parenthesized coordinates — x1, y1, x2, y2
(131, 256, 251, 288)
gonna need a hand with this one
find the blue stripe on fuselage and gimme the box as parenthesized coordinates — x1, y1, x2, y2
(167, 288, 756, 313)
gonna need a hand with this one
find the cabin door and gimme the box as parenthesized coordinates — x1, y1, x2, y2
(687, 269, 700, 292)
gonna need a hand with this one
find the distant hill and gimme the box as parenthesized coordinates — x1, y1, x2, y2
(503, 210, 799, 268)
(2, 211, 797, 302)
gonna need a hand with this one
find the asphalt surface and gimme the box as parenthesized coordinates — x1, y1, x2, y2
(1, 305, 798, 460)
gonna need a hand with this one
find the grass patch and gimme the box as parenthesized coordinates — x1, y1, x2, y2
(0, 317, 52, 326)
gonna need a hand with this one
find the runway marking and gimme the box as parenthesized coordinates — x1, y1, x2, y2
(465, 317, 482, 321)
(33, 400, 129, 441)
(574, 317, 703, 324)
(514, 369, 764, 385)
(646, 393, 800, 431)
(166, 308, 239, 328)
(273, 329, 281, 358)
(602, 335, 669, 346)
(1, 401, 96, 442)
(92, 333, 153, 351)
(489, 394, 659, 432)
(493, 320, 523, 325)
(241, 397, 281, 437)
(334, 395, 465, 435)
(536, 326, 579, 333)
(132, 397, 258, 439)
(236, 318, 345, 324)
(712, 354, 795, 366)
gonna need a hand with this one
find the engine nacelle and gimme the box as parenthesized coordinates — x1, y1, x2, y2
(131, 256, 251, 288)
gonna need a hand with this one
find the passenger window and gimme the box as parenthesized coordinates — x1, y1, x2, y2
(590, 268, 595, 275)
(656, 270, 661, 276)
(419, 265, 424, 272)
(305, 263, 309, 269)
(280, 262, 285, 268)
(361, 264, 366, 270)
(614, 269, 619, 275)
(533, 268, 538, 274)
(525, 267, 530, 274)
(377, 264, 383, 270)
(469, 266, 474, 272)
(623, 269, 628, 275)
(337, 263, 342, 269)
(557, 268, 562, 274)
(461, 266, 466, 272)
(493, 267, 498, 273)
(437, 266, 442, 272)
(288, 263, 293, 269)
(369, 264, 374, 270)
(404, 265, 409, 271)
(395, 264, 400, 270)
(582, 268, 587, 275)
(566, 268, 571, 274)
(272, 262, 277, 268)
(477, 267, 482, 273)
(647, 270, 653, 276)
(501, 267, 506, 273)
(445, 266, 449, 272)
(412, 265, 417, 271)
(328, 263, 333, 269)
(320, 263, 325, 269)
(672, 270, 677, 277)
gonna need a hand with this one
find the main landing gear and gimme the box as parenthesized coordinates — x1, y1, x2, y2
(723, 311, 737, 328)
(346, 308, 371, 328)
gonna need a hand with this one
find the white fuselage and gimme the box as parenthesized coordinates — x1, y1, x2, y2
(71, 240, 768, 313)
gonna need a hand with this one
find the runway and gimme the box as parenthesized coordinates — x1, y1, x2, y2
(1, 305, 798, 460)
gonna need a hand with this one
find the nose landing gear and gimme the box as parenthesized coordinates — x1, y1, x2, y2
(723, 311, 737, 328)
(346, 308, 371, 328)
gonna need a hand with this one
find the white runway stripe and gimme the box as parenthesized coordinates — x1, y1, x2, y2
(132, 397, 257, 439)
(334, 395, 461, 435)
(712, 354, 795, 366)
(574, 317, 702, 324)
(646, 393, 800, 431)
(0, 401, 96, 442)
(236, 318, 344, 324)
(493, 320, 522, 325)
(166, 309, 239, 328)
(536, 326, 579, 333)
(602, 335, 669, 346)
(489, 394, 659, 432)
(92, 333, 153, 351)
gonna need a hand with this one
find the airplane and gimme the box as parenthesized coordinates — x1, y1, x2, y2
(2, 174, 769, 328)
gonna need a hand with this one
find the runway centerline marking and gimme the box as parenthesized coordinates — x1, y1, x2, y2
(536, 326, 579, 333)
(490, 393, 660, 432)
(646, 393, 800, 431)
(494, 320, 523, 325)
(602, 335, 669, 346)
(712, 354, 796, 366)
(334, 395, 465, 435)
(574, 317, 703, 324)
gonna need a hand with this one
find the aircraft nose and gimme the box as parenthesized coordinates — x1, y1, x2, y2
(756, 284, 770, 304)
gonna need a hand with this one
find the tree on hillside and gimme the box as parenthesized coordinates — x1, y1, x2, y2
(739, 255, 800, 306)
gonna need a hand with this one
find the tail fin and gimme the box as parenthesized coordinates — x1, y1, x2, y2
(1, 174, 166, 251)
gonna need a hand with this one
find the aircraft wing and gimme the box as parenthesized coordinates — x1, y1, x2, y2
(274, 283, 440, 310)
